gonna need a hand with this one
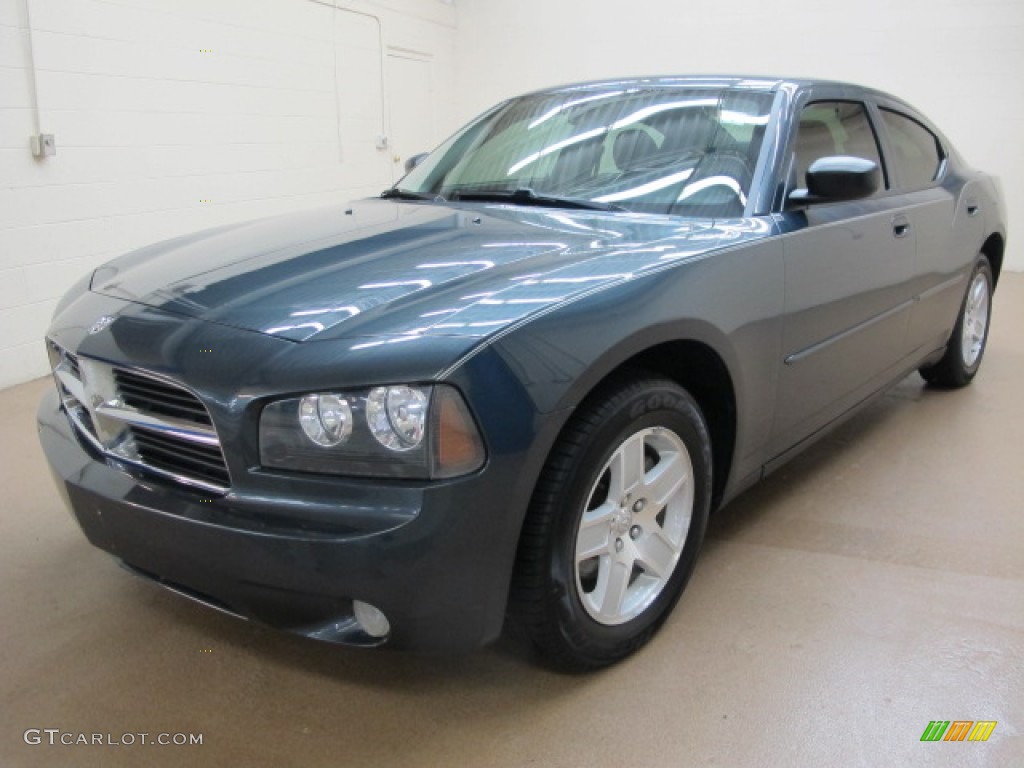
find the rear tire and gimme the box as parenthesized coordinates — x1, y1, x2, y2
(510, 374, 712, 672)
(920, 255, 993, 388)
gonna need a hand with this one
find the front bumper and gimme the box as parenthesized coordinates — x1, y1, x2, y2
(37, 387, 524, 652)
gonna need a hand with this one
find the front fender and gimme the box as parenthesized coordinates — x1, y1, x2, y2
(479, 234, 786, 501)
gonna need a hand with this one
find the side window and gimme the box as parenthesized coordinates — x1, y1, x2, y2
(878, 108, 944, 189)
(791, 101, 885, 193)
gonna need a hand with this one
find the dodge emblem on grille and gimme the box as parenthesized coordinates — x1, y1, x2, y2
(89, 315, 115, 335)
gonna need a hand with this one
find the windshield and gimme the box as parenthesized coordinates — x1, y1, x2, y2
(398, 86, 774, 217)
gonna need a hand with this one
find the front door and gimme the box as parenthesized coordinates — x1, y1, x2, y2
(770, 99, 915, 456)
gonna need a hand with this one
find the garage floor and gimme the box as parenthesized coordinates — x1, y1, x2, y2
(2, 275, 1022, 768)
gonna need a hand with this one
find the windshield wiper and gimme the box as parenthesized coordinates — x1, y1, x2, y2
(380, 188, 446, 202)
(449, 187, 625, 212)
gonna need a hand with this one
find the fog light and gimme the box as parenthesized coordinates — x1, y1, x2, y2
(353, 600, 390, 638)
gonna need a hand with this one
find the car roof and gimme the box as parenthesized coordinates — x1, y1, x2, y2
(520, 75, 886, 99)
(517, 76, 924, 123)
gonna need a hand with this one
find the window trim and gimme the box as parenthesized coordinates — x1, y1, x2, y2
(779, 98, 890, 208)
(875, 106, 947, 191)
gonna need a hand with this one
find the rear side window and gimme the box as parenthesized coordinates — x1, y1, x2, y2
(878, 108, 944, 189)
(791, 101, 885, 193)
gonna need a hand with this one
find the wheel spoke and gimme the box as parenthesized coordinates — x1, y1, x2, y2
(576, 501, 615, 561)
(598, 556, 632, 617)
(642, 450, 686, 508)
(635, 529, 678, 578)
(971, 278, 985, 307)
(608, 432, 647, 499)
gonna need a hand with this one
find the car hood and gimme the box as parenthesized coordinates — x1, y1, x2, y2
(91, 199, 771, 343)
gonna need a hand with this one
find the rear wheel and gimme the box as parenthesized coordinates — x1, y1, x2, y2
(511, 375, 712, 672)
(920, 255, 993, 388)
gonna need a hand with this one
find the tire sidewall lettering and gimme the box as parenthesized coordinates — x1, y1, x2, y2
(628, 393, 681, 420)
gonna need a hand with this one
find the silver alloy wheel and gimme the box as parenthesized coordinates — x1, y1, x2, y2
(961, 270, 990, 368)
(574, 426, 694, 625)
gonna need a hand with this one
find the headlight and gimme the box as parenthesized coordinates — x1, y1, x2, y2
(299, 394, 353, 447)
(259, 384, 485, 479)
(366, 386, 428, 451)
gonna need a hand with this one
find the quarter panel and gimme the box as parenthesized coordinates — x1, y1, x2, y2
(905, 181, 975, 354)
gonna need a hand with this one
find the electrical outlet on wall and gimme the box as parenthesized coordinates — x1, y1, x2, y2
(30, 134, 56, 157)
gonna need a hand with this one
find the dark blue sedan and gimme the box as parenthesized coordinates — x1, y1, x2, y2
(38, 76, 1007, 670)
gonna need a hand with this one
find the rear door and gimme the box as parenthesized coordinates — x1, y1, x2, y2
(872, 102, 980, 356)
(769, 90, 915, 456)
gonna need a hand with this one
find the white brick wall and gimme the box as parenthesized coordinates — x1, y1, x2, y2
(0, 0, 457, 389)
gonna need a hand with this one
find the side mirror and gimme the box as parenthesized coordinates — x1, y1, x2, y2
(404, 152, 429, 173)
(788, 156, 880, 205)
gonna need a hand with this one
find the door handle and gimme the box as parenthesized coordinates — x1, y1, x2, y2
(892, 216, 911, 238)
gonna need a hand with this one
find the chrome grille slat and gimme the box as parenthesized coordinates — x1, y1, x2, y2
(114, 370, 213, 425)
(132, 443, 228, 476)
(94, 402, 219, 446)
(121, 383, 209, 412)
(65, 405, 104, 454)
(131, 428, 231, 487)
(54, 367, 88, 407)
(46, 340, 230, 494)
(133, 440, 227, 475)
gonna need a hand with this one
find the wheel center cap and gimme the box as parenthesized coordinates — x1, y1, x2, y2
(611, 509, 632, 535)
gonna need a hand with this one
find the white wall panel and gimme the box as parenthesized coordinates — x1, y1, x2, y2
(0, 0, 457, 388)
(0, 69, 32, 107)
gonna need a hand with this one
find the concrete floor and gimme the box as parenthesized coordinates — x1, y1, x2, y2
(2, 276, 1022, 768)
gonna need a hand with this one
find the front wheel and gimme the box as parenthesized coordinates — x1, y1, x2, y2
(511, 375, 712, 672)
(919, 254, 993, 388)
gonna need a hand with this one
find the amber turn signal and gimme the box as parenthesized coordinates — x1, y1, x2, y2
(432, 385, 485, 478)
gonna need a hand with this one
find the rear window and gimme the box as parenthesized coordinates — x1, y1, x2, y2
(878, 108, 944, 189)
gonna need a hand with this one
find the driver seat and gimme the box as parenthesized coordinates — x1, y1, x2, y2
(612, 128, 659, 172)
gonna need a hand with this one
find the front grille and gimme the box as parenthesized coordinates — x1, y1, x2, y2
(47, 340, 231, 494)
(130, 427, 230, 488)
(78, 405, 96, 436)
(114, 369, 213, 426)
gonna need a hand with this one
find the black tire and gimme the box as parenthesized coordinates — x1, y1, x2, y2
(920, 255, 993, 388)
(510, 374, 712, 672)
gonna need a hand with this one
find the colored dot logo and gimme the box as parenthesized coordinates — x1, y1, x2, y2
(921, 720, 997, 742)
